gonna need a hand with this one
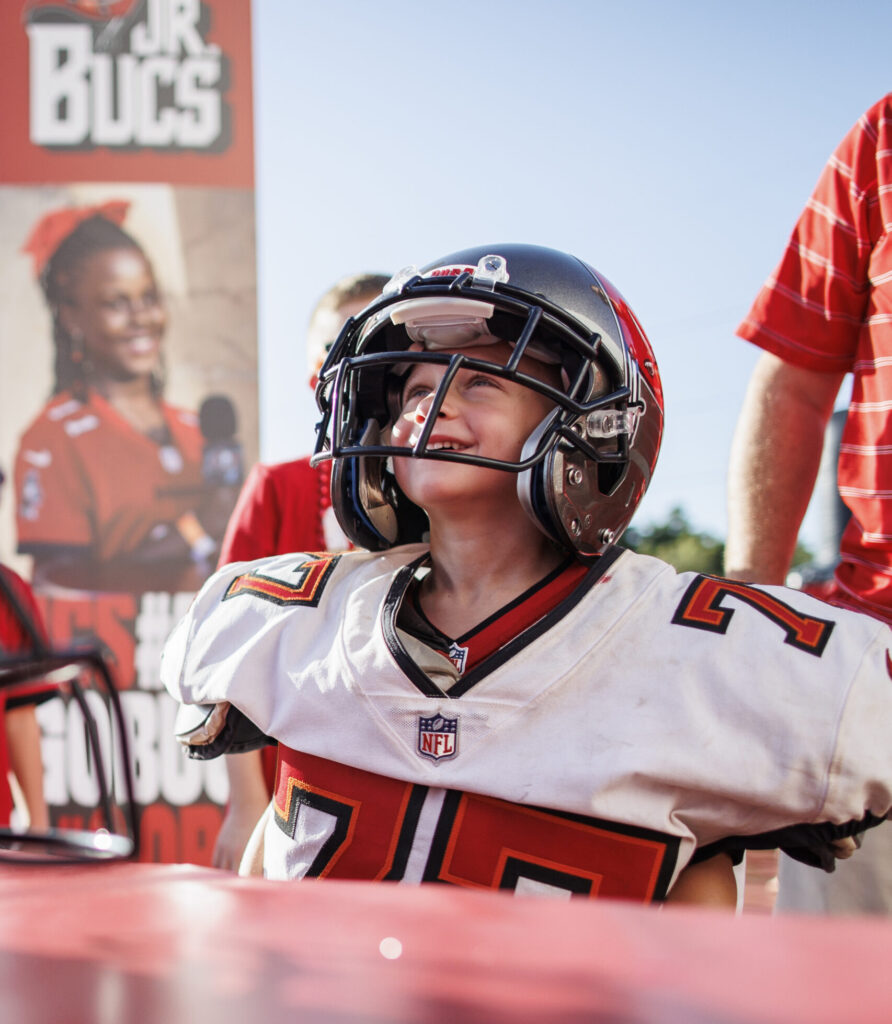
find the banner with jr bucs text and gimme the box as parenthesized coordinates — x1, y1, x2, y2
(0, 0, 257, 864)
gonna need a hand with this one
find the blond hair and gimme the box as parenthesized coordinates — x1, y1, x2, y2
(306, 272, 390, 383)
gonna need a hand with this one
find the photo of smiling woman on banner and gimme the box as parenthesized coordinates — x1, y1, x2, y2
(14, 201, 240, 594)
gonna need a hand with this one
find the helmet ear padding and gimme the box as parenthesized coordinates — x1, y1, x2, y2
(331, 421, 428, 551)
(331, 456, 394, 551)
(518, 414, 561, 546)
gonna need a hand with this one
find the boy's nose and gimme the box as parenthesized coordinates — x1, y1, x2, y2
(414, 396, 431, 423)
(415, 393, 445, 423)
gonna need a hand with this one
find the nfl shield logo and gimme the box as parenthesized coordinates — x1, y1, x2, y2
(446, 642, 468, 674)
(417, 713, 459, 763)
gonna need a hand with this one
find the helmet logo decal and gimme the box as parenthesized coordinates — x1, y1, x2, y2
(424, 265, 476, 279)
(418, 713, 459, 762)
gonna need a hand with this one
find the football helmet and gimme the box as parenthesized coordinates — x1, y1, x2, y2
(312, 243, 663, 558)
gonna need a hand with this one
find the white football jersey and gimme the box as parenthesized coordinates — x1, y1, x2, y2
(162, 546, 892, 900)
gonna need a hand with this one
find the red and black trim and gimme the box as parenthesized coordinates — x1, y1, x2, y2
(422, 789, 678, 901)
(671, 575, 835, 657)
(274, 748, 429, 880)
(274, 747, 679, 901)
(403, 556, 589, 676)
(224, 554, 341, 609)
(385, 546, 623, 699)
(383, 558, 445, 698)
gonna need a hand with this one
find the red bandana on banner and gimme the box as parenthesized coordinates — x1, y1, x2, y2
(22, 199, 130, 277)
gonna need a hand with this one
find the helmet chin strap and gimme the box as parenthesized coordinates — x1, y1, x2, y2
(330, 419, 431, 551)
(331, 421, 399, 549)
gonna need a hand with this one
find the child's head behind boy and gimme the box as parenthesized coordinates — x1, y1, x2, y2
(313, 243, 663, 566)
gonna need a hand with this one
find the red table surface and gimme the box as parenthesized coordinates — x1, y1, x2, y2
(0, 861, 888, 1023)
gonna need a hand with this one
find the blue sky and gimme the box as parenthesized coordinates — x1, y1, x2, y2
(250, 0, 892, 548)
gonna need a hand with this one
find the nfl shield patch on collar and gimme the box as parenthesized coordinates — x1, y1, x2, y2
(418, 713, 459, 762)
(447, 641, 468, 674)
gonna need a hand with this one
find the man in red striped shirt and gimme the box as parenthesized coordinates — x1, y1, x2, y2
(726, 93, 892, 914)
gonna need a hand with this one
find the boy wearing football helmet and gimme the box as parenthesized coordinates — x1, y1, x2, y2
(163, 244, 892, 905)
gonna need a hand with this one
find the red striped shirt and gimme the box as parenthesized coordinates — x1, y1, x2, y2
(739, 93, 892, 623)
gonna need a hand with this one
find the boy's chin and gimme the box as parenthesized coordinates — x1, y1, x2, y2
(396, 462, 516, 510)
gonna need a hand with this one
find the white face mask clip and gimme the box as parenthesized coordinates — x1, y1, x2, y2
(585, 407, 641, 439)
(382, 265, 420, 296)
(471, 254, 510, 290)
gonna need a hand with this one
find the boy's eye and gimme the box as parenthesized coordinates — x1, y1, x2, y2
(403, 382, 434, 404)
(467, 373, 500, 390)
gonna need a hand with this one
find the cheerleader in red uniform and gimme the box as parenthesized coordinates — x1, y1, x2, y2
(14, 202, 222, 591)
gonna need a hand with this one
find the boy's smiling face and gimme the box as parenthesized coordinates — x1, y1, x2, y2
(389, 337, 559, 511)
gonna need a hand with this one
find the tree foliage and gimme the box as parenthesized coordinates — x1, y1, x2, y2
(624, 506, 813, 577)
(624, 507, 724, 574)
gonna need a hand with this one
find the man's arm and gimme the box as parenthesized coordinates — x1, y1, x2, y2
(725, 351, 844, 583)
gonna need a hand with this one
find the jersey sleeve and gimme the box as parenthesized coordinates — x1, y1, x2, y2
(821, 628, 892, 823)
(14, 413, 94, 554)
(709, 625, 892, 872)
(162, 555, 291, 714)
(160, 565, 230, 707)
(737, 97, 887, 371)
(163, 550, 349, 744)
(217, 463, 281, 566)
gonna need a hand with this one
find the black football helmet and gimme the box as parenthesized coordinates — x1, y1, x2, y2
(312, 243, 663, 558)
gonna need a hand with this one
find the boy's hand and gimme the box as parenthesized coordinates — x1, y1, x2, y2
(831, 834, 863, 860)
(173, 701, 274, 759)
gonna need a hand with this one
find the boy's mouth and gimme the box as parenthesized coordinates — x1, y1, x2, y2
(427, 440, 470, 453)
